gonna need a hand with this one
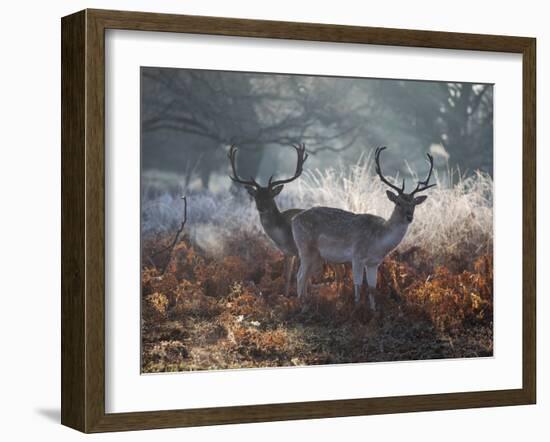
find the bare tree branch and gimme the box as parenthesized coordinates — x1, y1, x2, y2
(151, 196, 188, 275)
(469, 85, 490, 116)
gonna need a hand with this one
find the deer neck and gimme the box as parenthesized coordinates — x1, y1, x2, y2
(258, 201, 283, 226)
(258, 201, 297, 255)
(383, 207, 410, 248)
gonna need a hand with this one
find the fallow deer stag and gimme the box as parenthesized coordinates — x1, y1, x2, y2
(228, 143, 308, 296)
(291, 146, 436, 310)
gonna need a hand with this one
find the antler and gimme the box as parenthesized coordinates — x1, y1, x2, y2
(268, 143, 309, 188)
(410, 153, 436, 195)
(227, 145, 261, 188)
(374, 146, 405, 194)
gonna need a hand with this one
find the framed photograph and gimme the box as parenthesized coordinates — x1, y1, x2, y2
(61, 9, 536, 433)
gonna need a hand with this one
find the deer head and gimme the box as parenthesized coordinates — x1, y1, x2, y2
(228, 143, 309, 213)
(374, 146, 436, 223)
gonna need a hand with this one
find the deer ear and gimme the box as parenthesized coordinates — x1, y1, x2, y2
(271, 185, 284, 196)
(414, 195, 428, 205)
(245, 186, 257, 197)
(386, 190, 399, 203)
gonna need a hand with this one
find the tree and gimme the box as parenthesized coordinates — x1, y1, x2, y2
(141, 68, 369, 188)
(366, 80, 493, 174)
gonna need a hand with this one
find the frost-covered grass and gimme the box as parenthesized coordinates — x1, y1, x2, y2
(142, 154, 493, 260)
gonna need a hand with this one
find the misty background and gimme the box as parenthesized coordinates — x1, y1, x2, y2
(140, 67, 493, 258)
(141, 67, 493, 196)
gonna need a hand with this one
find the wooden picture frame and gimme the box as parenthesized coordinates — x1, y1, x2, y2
(61, 8, 536, 433)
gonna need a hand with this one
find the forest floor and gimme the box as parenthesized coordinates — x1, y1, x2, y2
(141, 231, 493, 373)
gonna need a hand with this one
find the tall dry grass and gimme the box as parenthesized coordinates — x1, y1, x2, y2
(142, 153, 492, 262)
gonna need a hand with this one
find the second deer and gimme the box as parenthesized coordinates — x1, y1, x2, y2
(228, 143, 308, 296)
(291, 146, 436, 310)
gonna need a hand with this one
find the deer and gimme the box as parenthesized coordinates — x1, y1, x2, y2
(228, 143, 309, 296)
(291, 146, 436, 310)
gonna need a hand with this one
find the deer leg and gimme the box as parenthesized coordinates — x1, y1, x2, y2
(352, 259, 365, 305)
(333, 264, 342, 295)
(296, 257, 311, 299)
(298, 251, 322, 299)
(292, 219, 318, 300)
(365, 265, 379, 311)
(284, 255, 296, 297)
(283, 256, 289, 296)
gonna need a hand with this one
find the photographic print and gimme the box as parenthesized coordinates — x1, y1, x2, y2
(140, 68, 493, 373)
